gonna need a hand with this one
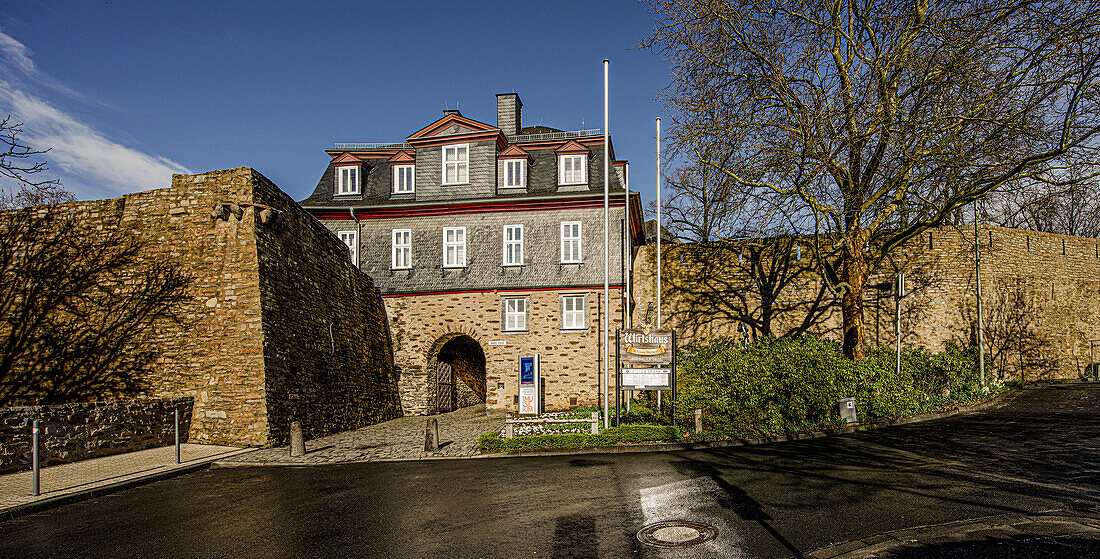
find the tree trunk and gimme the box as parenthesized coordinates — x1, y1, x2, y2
(841, 230, 869, 360)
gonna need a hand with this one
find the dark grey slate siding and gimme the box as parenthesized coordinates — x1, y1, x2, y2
(414, 140, 497, 201)
(347, 206, 630, 294)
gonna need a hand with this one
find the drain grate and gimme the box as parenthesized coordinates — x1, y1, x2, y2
(637, 520, 718, 548)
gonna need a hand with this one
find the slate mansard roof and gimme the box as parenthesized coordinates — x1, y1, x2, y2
(301, 109, 629, 209)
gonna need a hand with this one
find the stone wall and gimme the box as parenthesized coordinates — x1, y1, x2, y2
(0, 397, 192, 474)
(385, 287, 624, 416)
(633, 225, 1100, 380)
(35, 168, 400, 445)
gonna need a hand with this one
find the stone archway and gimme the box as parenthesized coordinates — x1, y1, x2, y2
(428, 334, 486, 414)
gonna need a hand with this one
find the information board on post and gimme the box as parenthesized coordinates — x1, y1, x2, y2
(620, 368, 671, 390)
(618, 328, 674, 366)
(518, 355, 540, 416)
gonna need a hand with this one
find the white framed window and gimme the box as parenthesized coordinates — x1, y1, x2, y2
(442, 144, 469, 185)
(561, 222, 582, 263)
(443, 227, 466, 268)
(503, 225, 523, 266)
(391, 229, 411, 269)
(338, 230, 358, 266)
(505, 159, 525, 188)
(336, 165, 360, 195)
(503, 297, 528, 332)
(558, 154, 586, 185)
(393, 165, 414, 194)
(561, 294, 586, 330)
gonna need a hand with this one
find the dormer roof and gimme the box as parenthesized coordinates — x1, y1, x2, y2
(555, 140, 591, 154)
(498, 145, 530, 159)
(332, 152, 362, 165)
(387, 151, 415, 165)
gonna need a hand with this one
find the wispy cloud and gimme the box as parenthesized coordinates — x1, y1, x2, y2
(0, 30, 190, 199)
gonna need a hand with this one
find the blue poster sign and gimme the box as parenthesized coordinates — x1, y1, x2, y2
(520, 357, 535, 384)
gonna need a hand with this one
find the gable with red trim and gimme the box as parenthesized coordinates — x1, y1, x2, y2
(498, 145, 530, 159)
(555, 139, 590, 154)
(332, 152, 362, 165)
(407, 113, 498, 140)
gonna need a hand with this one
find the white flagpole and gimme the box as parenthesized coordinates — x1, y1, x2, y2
(625, 162, 630, 330)
(656, 117, 662, 329)
(656, 117, 662, 412)
(603, 58, 610, 430)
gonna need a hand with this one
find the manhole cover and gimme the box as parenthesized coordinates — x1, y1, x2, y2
(637, 520, 717, 548)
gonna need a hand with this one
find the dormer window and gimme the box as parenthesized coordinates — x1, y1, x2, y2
(505, 160, 525, 188)
(394, 165, 415, 194)
(443, 144, 469, 185)
(558, 154, 586, 185)
(336, 165, 360, 195)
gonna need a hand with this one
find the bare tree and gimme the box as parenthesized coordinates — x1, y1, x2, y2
(1, 115, 73, 209)
(645, 0, 1100, 359)
(985, 168, 1100, 237)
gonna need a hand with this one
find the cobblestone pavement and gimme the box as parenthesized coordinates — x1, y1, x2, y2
(217, 404, 504, 465)
(0, 444, 247, 516)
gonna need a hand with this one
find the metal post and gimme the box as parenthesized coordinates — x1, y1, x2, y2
(896, 272, 904, 378)
(31, 419, 40, 496)
(603, 58, 610, 430)
(625, 162, 631, 331)
(975, 204, 985, 388)
(615, 329, 621, 428)
(174, 408, 181, 464)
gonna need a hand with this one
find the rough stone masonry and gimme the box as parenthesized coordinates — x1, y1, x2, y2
(32, 168, 401, 446)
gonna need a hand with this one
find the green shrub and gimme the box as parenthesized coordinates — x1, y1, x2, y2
(479, 423, 680, 453)
(675, 336, 983, 430)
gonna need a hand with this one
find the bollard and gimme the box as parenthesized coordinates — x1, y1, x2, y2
(694, 409, 703, 434)
(31, 419, 40, 496)
(174, 408, 181, 464)
(505, 413, 514, 439)
(289, 420, 305, 457)
(590, 411, 599, 434)
(424, 417, 440, 451)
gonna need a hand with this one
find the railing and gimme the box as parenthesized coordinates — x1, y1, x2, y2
(503, 411, 600, 438)
(332, 129, 603, 151)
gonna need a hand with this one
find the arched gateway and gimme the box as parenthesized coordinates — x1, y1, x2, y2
(427, 334, 486, 414)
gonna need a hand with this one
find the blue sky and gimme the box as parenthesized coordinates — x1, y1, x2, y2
(0, 1, 671, 205)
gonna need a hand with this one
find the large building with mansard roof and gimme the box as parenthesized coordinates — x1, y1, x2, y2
(301, 93, 645, 416)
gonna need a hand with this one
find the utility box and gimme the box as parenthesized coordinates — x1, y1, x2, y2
(839, 397, 858, 424)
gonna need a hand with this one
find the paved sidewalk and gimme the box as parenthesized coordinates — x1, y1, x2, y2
(0, 443, 250, 519)
(217, 404, 504, 466)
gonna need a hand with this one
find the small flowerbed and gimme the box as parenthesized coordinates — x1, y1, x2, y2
(480, 423, 679, 453)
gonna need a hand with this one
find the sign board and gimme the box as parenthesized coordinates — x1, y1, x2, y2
(620, 368, 671, 391)
(618, 328, 675, 364)
(488, 340, 506, 346)
(518, 355, 540, 415)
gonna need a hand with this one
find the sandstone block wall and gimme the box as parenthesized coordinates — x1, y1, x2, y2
(633, 225, 1100, 380)
(385, 287, 624, 416)
(0, 397, 192, 474)
(35, 168, 399, 445)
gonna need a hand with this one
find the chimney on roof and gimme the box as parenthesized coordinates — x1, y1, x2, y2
(443, 109, 462, 117)
(496, 93, 522, 136)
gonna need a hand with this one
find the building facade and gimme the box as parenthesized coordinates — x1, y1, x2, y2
(303, 94, 645, 416)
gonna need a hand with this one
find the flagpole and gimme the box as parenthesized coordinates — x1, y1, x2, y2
(655, 117, 662, 412)
(603, 58, 610, 429)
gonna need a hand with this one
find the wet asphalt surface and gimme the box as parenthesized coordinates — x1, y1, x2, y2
(2, 384, 1098, 558)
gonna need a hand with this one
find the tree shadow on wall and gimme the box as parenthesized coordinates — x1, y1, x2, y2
(0, 206, 191, 407)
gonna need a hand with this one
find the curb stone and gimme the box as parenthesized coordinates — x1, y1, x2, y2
(0, 447, 257, 522)
(805, 509, 1100, 559)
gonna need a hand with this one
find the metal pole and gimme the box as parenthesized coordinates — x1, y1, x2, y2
(32, 419, 40, 496)
(656, 118, 662, 329)
(615, 329, 621, 427)
(896, 272, 903, 378)
(975, 204, 986, 388)
(603, 58, 610, 429)
(656, 117, 662, 413)
(625, 162, 630, 330)
(174, 408, 181, 464)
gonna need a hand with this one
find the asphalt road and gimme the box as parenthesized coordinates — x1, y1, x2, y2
(3, 384, 1098, 558)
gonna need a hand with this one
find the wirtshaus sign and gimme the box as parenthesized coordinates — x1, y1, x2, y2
(615, 328, 677, 424)
(619, 329, 674, 364)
